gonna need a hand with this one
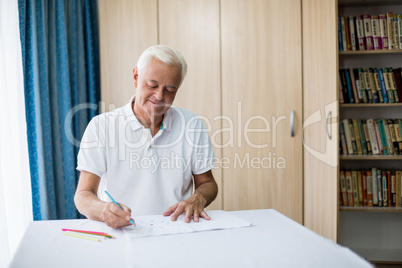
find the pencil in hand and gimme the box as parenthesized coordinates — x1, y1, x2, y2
(104, 190, 135, 226)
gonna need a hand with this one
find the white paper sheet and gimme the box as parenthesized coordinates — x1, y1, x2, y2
(122, 210, 253, 238)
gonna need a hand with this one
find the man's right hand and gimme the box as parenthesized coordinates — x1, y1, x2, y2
(102, 202, 134, 229)
(74, 171, 135, 229)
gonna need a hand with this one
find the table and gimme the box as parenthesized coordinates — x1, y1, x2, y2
(10, 209, 371, 267)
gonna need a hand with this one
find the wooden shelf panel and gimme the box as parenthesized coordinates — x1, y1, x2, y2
(339, 49, 402, 55)
(339, 0, 402, 8)
(340, 103, 402, 108)
(340, 155, 402, 160)
(340, 206, 402, 212)
(349, 248, 402, 263)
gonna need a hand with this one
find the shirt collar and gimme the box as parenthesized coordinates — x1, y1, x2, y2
(123, 95, 173, 132)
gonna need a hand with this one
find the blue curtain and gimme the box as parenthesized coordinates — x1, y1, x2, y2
(18, 0, 100, 220)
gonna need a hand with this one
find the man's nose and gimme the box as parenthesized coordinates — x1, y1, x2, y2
(155, 87, 164, 101)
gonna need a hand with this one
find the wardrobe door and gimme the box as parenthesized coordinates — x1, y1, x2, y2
(221, 0, 303, 223)
(302, 0, 338, 241)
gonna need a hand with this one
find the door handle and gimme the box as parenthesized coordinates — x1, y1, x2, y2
(290, 110, 295, 137)
(326, 111, 332, 140)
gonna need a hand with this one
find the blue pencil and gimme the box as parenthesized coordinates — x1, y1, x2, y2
(104, 191, 135, 226)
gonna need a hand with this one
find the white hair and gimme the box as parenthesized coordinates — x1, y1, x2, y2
(137, 45, 188, 86)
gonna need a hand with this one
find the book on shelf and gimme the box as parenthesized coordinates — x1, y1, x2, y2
(345, 69, 356, 103)
(394, 14, 399, 50)
(338, 11, 402, 51)
(361, 170, 367, 206)
(379, 14, 389, 49)
(374, 119, 384, 154)
(397, 170, 402, 207)
(377, 169, 383, 206)
(358, 170, 364, 205)
(382, 170, 388, 206)
(358, 119, 369, 154)
(368, 68, 380, 103)
(391, 170, 397, 206)
(363, 68, 374, 102)
(388, 119, 400, 154)
(345, 16, 352, 51)
(383, 68, 396, 102)
(383, 119, 395, 155)
(363, 120, 373, 154)
(349, 120, 358, 154)
(340, 121, 348, 155)
(340, 170, 348, 206)
(340, 118, 402, 156)
(350, 69, 360, 102)
(372, 15, 381, 50)
(340, 168, 402, 208)
(367, 119, 380, 155)
(349, 16, 357, 51)
(392, 68, 402, 102)
(398, 15, 402, 49)
(378, 68, 390, 103)
(353, 119, 363, 154)
(367, 170, 374, 206)
(338, 17, 343, 51)
(374, 68, 385, 103)
(341, 16, 348, 51)
(358, 68, 368, 103)
(352, 170, 359, 206)
(387, 12, 395, 49)
(342, 119, 354, 154)
(389, 67, 400, 102)
(372, 167, 378, 205)
(339, 72, 344, 103)
(387, 170, 392, 206)
(364, 14, 374, 50)
(346, 170, 354, 206)
(394, 119, 402, 152)
(378, 119, 389, 155)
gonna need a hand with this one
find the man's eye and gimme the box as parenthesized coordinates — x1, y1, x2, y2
(166, 87, 176, 93)
(148, 84, 158, 88)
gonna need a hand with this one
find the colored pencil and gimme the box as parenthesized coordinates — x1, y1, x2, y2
(62, 229, 115, 238)
(62, 229, 115, 239)
(64, 231, 108, 240)
(63, 231, 102, 242)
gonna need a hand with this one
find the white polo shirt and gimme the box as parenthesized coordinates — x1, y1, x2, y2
(77, 96, 215, 216)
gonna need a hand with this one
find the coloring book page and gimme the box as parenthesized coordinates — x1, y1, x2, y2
(122, 210, 253, 238)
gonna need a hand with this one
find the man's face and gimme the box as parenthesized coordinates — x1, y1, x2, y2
(133, 58, 182, 118)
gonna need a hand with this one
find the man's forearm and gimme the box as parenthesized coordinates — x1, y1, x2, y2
(74, 191, 106, 221)
(194, 180, 218, 208)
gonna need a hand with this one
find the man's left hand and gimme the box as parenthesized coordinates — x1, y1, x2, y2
(163, 193, 210, 223)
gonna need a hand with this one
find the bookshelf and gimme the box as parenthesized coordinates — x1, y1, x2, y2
(340, 103, 402, 107)
(340, 206, 402, 212)
(340, 155, 402, 160)
(338, 0, 402, 263)
(340, 49, 402, 55)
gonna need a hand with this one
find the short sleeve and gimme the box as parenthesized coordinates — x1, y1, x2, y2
(76, 116, 107, 178)
(188, 117, 215, 175)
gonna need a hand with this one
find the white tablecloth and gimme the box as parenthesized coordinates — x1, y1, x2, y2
(9, 209, 372, 268)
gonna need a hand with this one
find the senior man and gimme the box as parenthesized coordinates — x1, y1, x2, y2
(74, 45, 218, 228)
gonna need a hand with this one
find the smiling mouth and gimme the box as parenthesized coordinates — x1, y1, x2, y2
(149, 100, 165, 106)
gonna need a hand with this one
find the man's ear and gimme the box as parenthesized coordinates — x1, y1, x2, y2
(132, 67, 139, 88)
